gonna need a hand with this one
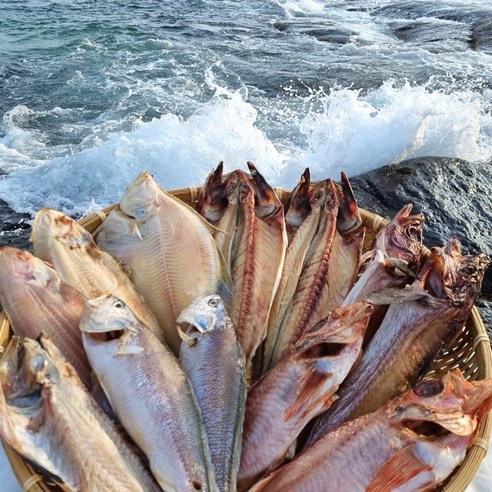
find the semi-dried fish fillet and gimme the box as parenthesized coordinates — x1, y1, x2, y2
(0, 246, 91, 388)
(0, 335, 160, 492)
(95, 171, 226, 355)
(31, 208, 164, 343)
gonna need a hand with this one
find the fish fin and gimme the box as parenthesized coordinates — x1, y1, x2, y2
(285, 369, 336, 421)
(163, 187, 221, 234)
(215, 247, 234, 305)
(364, 283, 434, 306)
(366, 445, 432, 492)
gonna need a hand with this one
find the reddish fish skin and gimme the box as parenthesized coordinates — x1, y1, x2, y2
(229, 167, 287, 365)
(251, 371, 492, 492)
(196, 161, 229, 224)
(342, 203, 424, 307)
(307, 238, 489, 445)
(0, 246, 91, 388)
(283, 168, 312, 242)
(371, 203, 424, 272)
(238, 302, 373, 491)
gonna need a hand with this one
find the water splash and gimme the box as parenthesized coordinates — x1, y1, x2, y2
(1, 79, 491, 216)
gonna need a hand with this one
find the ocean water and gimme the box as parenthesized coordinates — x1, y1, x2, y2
(1, 0, 492, 216)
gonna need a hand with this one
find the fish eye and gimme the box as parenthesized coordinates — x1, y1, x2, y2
(462, 265, 477, 276)
(113, 301, 124, 309)
(413, 379, 444, 398)
(208, 298, 218, 307)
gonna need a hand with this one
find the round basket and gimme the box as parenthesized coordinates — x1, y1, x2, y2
(0, 186, 491, 492)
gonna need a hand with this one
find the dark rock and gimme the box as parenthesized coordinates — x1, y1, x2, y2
(273, 20, 357, 45)
(391, 20, 472, 52)
(471, 20, 492, 52)
(350, 156, 492, 336)
(0, 200, 32, 250)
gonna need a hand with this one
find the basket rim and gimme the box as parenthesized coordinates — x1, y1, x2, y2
(0, 185, 491, 492)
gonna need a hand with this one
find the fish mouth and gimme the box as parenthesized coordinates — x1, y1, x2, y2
(300, 342, 346, 359)
(85, 329, 126, 343)
(403, 419, 450, 438)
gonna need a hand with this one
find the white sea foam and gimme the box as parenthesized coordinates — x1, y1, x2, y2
(0, 80, 491, 216)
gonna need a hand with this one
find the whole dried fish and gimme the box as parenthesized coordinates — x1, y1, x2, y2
(31, 208, 164, 343)
(0, 335, 160, 492)
(94, 171, 227, 355)
(80, 294, 217, 492)
(308, 238, 489, 443)
(178, 294, 246, 492)
(238, 302, 373, 491)
(0, 246, 91, 388)
(251, 370, 492, 492)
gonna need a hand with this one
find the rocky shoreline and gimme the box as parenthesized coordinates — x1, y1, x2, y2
(0, 156, 490, 333)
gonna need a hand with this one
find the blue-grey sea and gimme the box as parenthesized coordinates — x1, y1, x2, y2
(1, 0, 492, 217)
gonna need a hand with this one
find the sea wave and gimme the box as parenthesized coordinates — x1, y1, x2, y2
(0, 78, 491, 216)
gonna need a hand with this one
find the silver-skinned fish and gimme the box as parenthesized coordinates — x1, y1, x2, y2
(177, 294, 246, 492)
(0, 334, 160, 492)
(80, 294, 217, 492)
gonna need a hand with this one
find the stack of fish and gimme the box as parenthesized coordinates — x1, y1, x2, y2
(0, 162, 490, 492)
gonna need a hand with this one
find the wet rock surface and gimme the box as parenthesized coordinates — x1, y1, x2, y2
(350, 156, 492, 334)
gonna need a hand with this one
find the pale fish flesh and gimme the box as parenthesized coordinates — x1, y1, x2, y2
(94, 171, 226, 355)
(265, 179, 339, 366)
(0, 334, 160, 492)
(177, 294, 246, 492)
(31, 208, 164, 343)
(0, 246, 91, 388)
(80, 294, 217, 492)
(238, 302, 373, 491)
(261, 176, 328, 374)
(251, 370, 492, 492)
(227, 163, 287, 365)
(307, 238, 489, 444)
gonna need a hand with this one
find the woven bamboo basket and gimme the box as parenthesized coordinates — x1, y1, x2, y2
(0, 185, 491, 492)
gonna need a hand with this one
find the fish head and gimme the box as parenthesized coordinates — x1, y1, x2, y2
(176, 294, 230, 344)
(0, 246, 56, 289)
(420, 238, 489, 306)
(284, 168, 312, 229)
(196, 162, 229, 222)
(80, 295, 142, 354)
(120, 171, 161, 221)
(247, 161, 282, 219)
(336, 172, 362, 235)
(292, 302, 373, 373)
(31, 208, 94, 251)
(373, 204, 424, 272)
(388, 370, 492, 438)
(0, 336, 57, 411)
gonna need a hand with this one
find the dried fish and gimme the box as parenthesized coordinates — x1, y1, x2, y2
(178, 294, 246, 492)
